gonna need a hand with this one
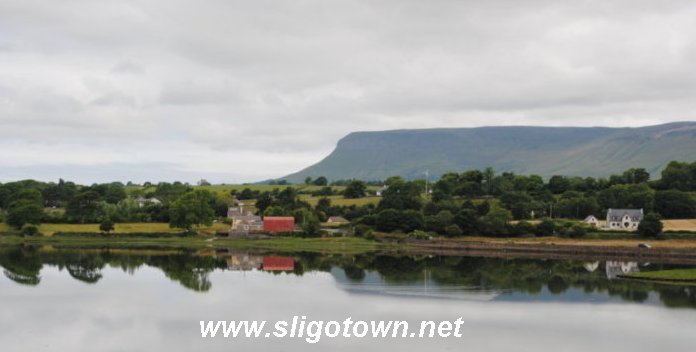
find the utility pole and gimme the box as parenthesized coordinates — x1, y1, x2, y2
(424, 170, 429, 199)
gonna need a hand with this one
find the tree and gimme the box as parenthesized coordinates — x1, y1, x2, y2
(99, 220, 115, 234)
(535, 219, 556, 236)
(444, 224, 463, 237)
(378, 180, 422, 211)
(6, 200, 43, 229)
(20, 224, 40, 236)
(548, 175, 570, 194)
(500, 191, 534, 219)
(426, 210, 454, 233)
(637, 213, 663, 237)
(659, 161, 696, 191)
(376, 209, 402, 232)
(238, 188, 256, 200)
(454, 208, 479, 235)
(304, 177, 313, 185)
(312, 176, 328, 186)
(264, 206, 287, 216)
(301, 212, 321, 237)
(255, 192, 273, 215)
(344, 180, 367, 199)
(169, 190, 215, 231)
(480, 207, 512, 236)
(400, 209, 425, 233)
(654, 190, 696, 219)
(483, 167, 495, 195)
(153, 182, 193, 204)
(622, 168, 650, 184)
(66, 191, 103, 223)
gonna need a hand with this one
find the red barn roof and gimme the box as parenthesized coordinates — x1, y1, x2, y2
(263, 216, 295, 233)
(262, 256, 295, 271)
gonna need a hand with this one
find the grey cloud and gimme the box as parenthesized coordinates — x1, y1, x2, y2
(1, 0, 696, 182)
(110, 61, 144, 75)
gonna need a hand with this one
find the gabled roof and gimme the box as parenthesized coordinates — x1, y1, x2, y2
(607, 208, 644, 220)
(583, 215, 598, 222)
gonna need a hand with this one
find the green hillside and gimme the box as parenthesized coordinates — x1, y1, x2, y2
(283, 122, 696, 182)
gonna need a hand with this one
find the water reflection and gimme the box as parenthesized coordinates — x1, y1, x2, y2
(1, 245, 695, 309)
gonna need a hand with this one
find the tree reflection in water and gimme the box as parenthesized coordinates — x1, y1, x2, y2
(0, 245, 695, 308)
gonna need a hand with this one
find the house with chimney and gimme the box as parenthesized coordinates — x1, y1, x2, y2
(606, 208, 644, 230)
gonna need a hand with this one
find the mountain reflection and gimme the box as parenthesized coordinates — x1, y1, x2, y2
(1, 245, 695, 308)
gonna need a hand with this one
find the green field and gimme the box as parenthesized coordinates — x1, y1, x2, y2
(0, 222, 230, 236)
(0, 235, 386, 255)
(624, 269, 696, 282)
(301, 195, 381, 206)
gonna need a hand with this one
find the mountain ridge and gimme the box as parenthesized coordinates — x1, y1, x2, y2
(281, 122, 696, 182)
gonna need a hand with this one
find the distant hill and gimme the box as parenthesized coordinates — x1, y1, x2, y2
(282, 122, 696, 182)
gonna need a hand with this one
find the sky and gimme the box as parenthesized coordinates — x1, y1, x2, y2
(1, 0, 696, 184)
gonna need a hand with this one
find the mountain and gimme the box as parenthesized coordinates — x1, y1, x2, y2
(282, 122, 696, 182)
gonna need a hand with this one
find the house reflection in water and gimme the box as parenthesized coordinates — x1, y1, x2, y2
(262, 256, 295, 271)
(583, 261, 640, 279)
(227, 254, 263, 271)
(605, 261, 639, 279)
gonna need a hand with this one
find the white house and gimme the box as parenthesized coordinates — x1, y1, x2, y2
(583, 215, 600, 227)
(135, 197, 162, 207)
(606, 208, 644, 229)
(327, 216, 349, 224)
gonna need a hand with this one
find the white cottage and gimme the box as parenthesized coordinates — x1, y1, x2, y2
(606, 208, 644, 229)
(583, 215, 600, 227)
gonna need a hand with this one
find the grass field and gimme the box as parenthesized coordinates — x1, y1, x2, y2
(593, 219, 696, 232)
(662, 219, 696, 231)
(0, 222, 230, 236)
(125, 184, 382, 197)
(301, 195, 381, 206)
(0, 235, 386, 255)
(624, 268, 696, 282)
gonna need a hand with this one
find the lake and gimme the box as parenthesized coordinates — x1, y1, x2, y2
(1, 245, 695, 351)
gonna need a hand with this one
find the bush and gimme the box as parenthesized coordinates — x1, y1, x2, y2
(515, 221, 537, 236)
(444, 224, 463, 237)
(353, 224, 373, 238)
(20, 224, 41, 236)
(409, 230, 432, 240)
(535, 219, 556, 236)
(638, 213, 663, 237)
(6, 200, 43, 229)
(566, 224, 588, 238)
(375, 209, 402, 232)
(99, 220, 115, 234)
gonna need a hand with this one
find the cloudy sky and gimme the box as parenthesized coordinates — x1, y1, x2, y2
(1, 0, 696, 184)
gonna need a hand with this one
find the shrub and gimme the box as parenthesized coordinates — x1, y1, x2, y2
(20, 224, 41, 236)
(566, 224, 588, 238)
(638, 213, 663, 237)
(353, 224, 373, 238)
(99, 220, 115, 234)
(535, 219, 555, 236)
(444, 224, 463, 237)
(376, 209, 402, 232)
(514, 221, 536, 236)
(409, 230, 432, 240)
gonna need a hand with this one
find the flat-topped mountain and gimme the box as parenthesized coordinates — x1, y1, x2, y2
(281, 122, 696, 182)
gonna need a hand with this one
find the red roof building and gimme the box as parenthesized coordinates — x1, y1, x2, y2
(263, 216, 295, 233)
(262, 256, 295, 271)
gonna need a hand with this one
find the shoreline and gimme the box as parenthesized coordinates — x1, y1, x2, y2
(3, 234, 696, 263)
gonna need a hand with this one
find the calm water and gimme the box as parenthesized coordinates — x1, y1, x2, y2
(1, 245, 695, 351)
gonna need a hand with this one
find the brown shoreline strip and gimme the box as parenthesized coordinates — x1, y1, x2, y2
(617, 275, 696, 283)
(381, 239, 696, 265)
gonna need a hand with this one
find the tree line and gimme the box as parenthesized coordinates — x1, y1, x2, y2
(1, 160, 695, 237)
